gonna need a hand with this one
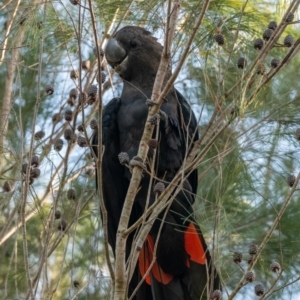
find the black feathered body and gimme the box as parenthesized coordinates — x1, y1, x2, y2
(93, 26, 220, 300)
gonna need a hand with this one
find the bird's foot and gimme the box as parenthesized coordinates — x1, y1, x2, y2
(129, 156, 146, 170)
(145, 99, 158, 107)
(148, 110, 168, 125)
(148, 114, 160, 125)
(159, 110, 168, 122)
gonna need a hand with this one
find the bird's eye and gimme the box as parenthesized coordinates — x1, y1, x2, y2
(130, 40, 137, 48)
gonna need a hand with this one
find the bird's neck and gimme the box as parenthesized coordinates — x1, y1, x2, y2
(122, 80, 154, 100)
(122, 71, 172, 99)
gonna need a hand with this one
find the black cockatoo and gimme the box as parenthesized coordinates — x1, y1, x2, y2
(92, 26, 220, 300)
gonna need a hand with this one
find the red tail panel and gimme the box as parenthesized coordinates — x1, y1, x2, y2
(184, 223, 206, 265)
(139, 235, 174, 285)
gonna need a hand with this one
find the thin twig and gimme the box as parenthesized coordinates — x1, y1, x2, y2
(87, 0, 115, 285)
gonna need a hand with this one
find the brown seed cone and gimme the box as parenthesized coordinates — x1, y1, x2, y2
(45, 85, 54, 95)
(90, 119, 98, 131)
(118, 152, 129, 165)
(245, 270, 256, 282)
(215, 34, 225, 46)
(58, 220, 67, 231)
(233, 251, 243, 264)
(249, 243, 259, 255)
(285, 12, 294, 23)
(88, 84, 98, 97)
(268, 21, 277, 30)
(22, 163, 29, 174)
(284, 35, 294, 47)
(67, 188, 76, 200)
(77, 136, 88, 147)
(64, 128, 73, 141)
(64, 110, 73, 122)
(67, 97, 75, 106)
(54, 139, 64, 151)
(37, 22, 43, 29)
(69, 88, 78, 98)
(70, 69, 79, 80)
(82, 60, 90, 71)
(31, 155, 39, 167)
(96, 72, 106, 84)
(271, 58, 280, 68)
(77, 124, 84, 132)
(55, 210, 61, 219)
(254, 38, 264, 50)
(34, 130, 45, 140)
(263, 29, 273, 41)
(52, 113, 62, 124)
(237, 57, 247, 69)
(254, 283, 265, 296)
(153, 182, 165, 194)
(30, 168, 41, 179)
(3, 181, 12, 192)
(87, 85, 98, 104)
(286, 174, 296, 187)
(270, 261, 281, 273)
(211, 289, 222, 300)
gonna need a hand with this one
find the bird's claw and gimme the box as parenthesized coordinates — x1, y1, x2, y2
(145, 99, 158, 107)
(129, 156, 146, 170)
(148, 114, 160, 125)
(159, 110, 167, 122)
(148, 110, 168, 125)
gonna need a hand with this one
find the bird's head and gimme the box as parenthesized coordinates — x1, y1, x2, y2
(105, 26, 163, 82)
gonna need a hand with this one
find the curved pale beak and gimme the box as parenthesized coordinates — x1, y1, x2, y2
(104, 38, 127, 65)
